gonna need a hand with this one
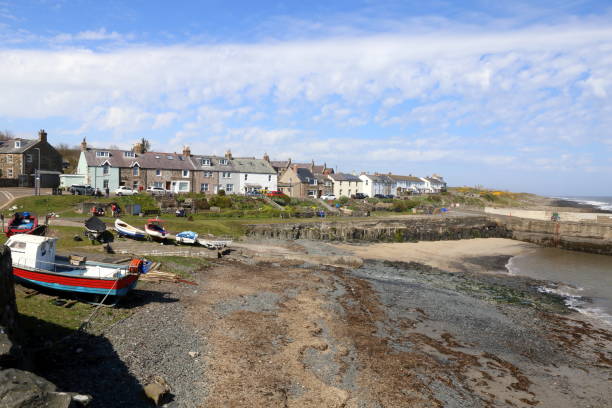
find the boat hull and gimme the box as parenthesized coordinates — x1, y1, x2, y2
(12, 266, 139, 296)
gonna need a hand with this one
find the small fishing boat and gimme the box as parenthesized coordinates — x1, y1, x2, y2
(6, 234, 145, 297)
(197, 236, 233, 249)
(84, 216, 107, 242)
(114, 218, 146, 239)
(175, 231, 198, 245)
(144, 218, 169, 241)
(5, 212, 39, 237)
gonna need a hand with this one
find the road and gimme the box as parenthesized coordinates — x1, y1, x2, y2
(0, 187, 52, 209)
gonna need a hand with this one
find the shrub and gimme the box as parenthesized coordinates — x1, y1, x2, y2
(338, 196, 349, 204)
(218, 189, 226, 196)
(209, 195, 233, 208)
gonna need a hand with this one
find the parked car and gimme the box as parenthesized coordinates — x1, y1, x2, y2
(69, 185, 95, 195)
(320, 194, 336, 201)
(385, 194, 395, 199)
(146, 186, 166, 195)
(374, 194, 386, 199)
(115, 186, 138, 196)
(351, 193, 368, 199)
(246, 190, 261, 196)
(266, 190, 286, 197)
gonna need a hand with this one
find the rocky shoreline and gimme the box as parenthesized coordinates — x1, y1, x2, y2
(3, 238, 612, 407)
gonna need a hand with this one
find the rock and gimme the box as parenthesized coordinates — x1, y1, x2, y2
(0, 246, 20, 366)
(188, 351, 199, 358)
(0, 368, 72, 408)
(144, 376, 171, 406)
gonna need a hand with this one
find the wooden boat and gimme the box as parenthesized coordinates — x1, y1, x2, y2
(6, 234, 144, 297)
(144, 218, 169, 240)
(175, 231, 198, 245)
(114, 218, 146, 239)
(5, 212, 39, 237)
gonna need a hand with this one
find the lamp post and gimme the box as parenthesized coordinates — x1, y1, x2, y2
(33, 147, 40, 196)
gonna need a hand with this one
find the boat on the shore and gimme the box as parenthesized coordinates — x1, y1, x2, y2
(115, 219, 146, 239)
(6, 234, 145, 297)
(145, 218, 169, 241)
(84, 216, 107, 242)
(5, 211, 40, 237)
(197, 236, 232, 249)
(175, 230, 198, 245)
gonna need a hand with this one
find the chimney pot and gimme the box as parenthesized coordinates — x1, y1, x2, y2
(183, 145, 191, 157)
(38, 129, 47, 143)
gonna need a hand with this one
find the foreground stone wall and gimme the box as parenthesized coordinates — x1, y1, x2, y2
(246, 216, 510, 242)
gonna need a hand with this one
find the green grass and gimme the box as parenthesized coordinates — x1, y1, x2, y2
(147, 255, 211, 278)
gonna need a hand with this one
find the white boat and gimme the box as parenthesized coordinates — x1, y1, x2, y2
(197, 236, 232, 249)
(144, 218, 169, 241)
(115, 219, 146, 239)
(175, 231, 198, 245)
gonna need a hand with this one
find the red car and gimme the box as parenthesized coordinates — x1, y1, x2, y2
(266, 190, 286, 197)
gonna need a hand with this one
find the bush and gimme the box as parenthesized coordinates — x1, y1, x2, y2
(392, 200, 418, 212)
(218, 189, 226, 196)
(208, 195, 233, 208)
(338, 196, 349, 204)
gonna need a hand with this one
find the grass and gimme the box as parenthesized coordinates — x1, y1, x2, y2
(147, 255, 211, 278)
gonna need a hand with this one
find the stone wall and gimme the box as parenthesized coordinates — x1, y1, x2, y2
(0, 245, 18, 366)
(245, 216, 510, 242)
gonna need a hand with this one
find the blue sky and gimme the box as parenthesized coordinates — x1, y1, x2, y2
(1, 1, 612, 195)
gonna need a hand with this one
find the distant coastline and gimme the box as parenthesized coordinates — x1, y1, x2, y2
(548, 196, 612, 213)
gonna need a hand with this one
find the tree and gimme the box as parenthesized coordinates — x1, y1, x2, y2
(139, 137, 151, 153)
(0, 130, 14, 141)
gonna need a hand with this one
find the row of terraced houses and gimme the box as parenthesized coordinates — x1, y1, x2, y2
(0, 131, 445, 197)
(58, 139, 446, 198)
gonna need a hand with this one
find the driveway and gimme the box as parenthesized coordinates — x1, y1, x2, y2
(0, 187, 52, 209)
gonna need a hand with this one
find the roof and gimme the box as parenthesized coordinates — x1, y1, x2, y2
(425, 177, 446, 185)
(361, 174, 395, 183)
(292, 162, 330, 175)
(270, 160, 290, 169)
(0, 138, 39, 154)
(231, 157, 276, 174)
(83, 148, 199, 170)
(295, 167, 316, 183)
(7, 234, 56, 244)
(329, 172, 361, 182)
(388, 174, 424, 183)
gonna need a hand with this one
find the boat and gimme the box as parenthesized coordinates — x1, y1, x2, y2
(5, 212, 39, 237)
(6, 234, 145, 297)
(144, 218, 169, 241)
(197, 235, 233, 249)
(175, 230, 198, 245)
(84, 216, 107, 242)
(114, 218, 146, 239)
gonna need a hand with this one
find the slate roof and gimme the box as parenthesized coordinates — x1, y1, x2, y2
(83, 148, 199, 170)
(0, 138, 39, 154)
(388, 174, 424, 183)
(425, 177, 446, 185)
(231, 157, 276, 175)
(295, 167, 316, 183)
(329, 173, 361, 182)
(270, 160, 290, 169)
(362, 174, 395, 183)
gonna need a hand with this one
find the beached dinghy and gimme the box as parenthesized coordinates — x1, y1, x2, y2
(115, 218, 146, 239)
(6, 234, 145, 297)
(144, 218, 169, 241)
(197, 236, 233, 249)
(84, 216, 107, 242)
(175, 230, 198, 245)
(5, 212, 39, 237)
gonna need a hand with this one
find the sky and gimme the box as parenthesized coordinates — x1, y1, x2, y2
(1, 1, 611, 196)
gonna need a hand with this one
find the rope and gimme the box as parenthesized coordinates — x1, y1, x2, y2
(77, 278, 119, 332)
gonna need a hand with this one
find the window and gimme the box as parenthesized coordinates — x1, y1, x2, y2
(268, 175, 271, 182)
(365, 180, 369, 185)
(7, 168, 13, 177)
(14, 140, 21, 148)
(339, 189, 343, 195)
(7, 154, 12, 163)
(200, 183, 209, 192)
(178, 181, 189, 191)
(178, 156, 184, 161)
(244, 174, 248, 180)
(167, 155, 173, 160)
(132, 165, 139, 176)
(182, 169, 189, 177)
(26, 154, 32, 163)
(153, 181, 163, 188)
(201, 158, 211, 166)
(225, 183, 233, 192)
(124, 151, 135, 157)
(103, 180, 109, 189)
(204, 171, 212, 177)
(222, 172, 231, 178)
(103, 164, 110, 175)
(220, 159, 229, 165)
(95, 151, 110, 157)
(156, 169, 161, 176)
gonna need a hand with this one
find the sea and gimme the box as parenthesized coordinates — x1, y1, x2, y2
(505, 196, 612, 326)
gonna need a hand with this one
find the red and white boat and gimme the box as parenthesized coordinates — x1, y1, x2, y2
(5, 211, 39, 237)
(6, 234, 145, 297)
(144, 218, 169, 241)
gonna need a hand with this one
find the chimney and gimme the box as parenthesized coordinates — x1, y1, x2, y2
(133, 142, 144, 155)
(38, 129, 47, 143)
(80, 137, 87, 151)
(263, 152, 270, 162)
(225, 149, 233, 160)
(183, 145, 191, 157)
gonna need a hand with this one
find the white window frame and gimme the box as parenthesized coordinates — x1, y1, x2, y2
(204, 171, 212, 177)
(156, 169, 161, 176)
(7, 168, 13, 177)
(200, 183, 209, 192)
(178, 181, 189, 192)
(132, 165, 139, 176)
(103, 164, 110, 175)
(201, 158, 211, 166)
(225, 183, 233, 192)
(14, 140, 21, 148)
(103, 179, 109, 189)
(220, 159, 229, 165)
(124, 151, 135, 158)
(95, 151, 110, 157)
(7, 154, 12, 163)
(222, 172, 231, 178)
(244, 174, 248, 180)
(182, 169, 190, 177)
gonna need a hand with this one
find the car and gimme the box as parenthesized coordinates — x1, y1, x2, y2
(385, 194, 395, 199)
(320, 194, 336, 201)
(115, 186, 138, 196)
(146, 186, 167, 195)
(69, 184, 95, 195)
(374, 194, 386, 199)
(246, 190, 261, 196)
(351, 193, 368, 199)
(266, 190, 286, 197)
